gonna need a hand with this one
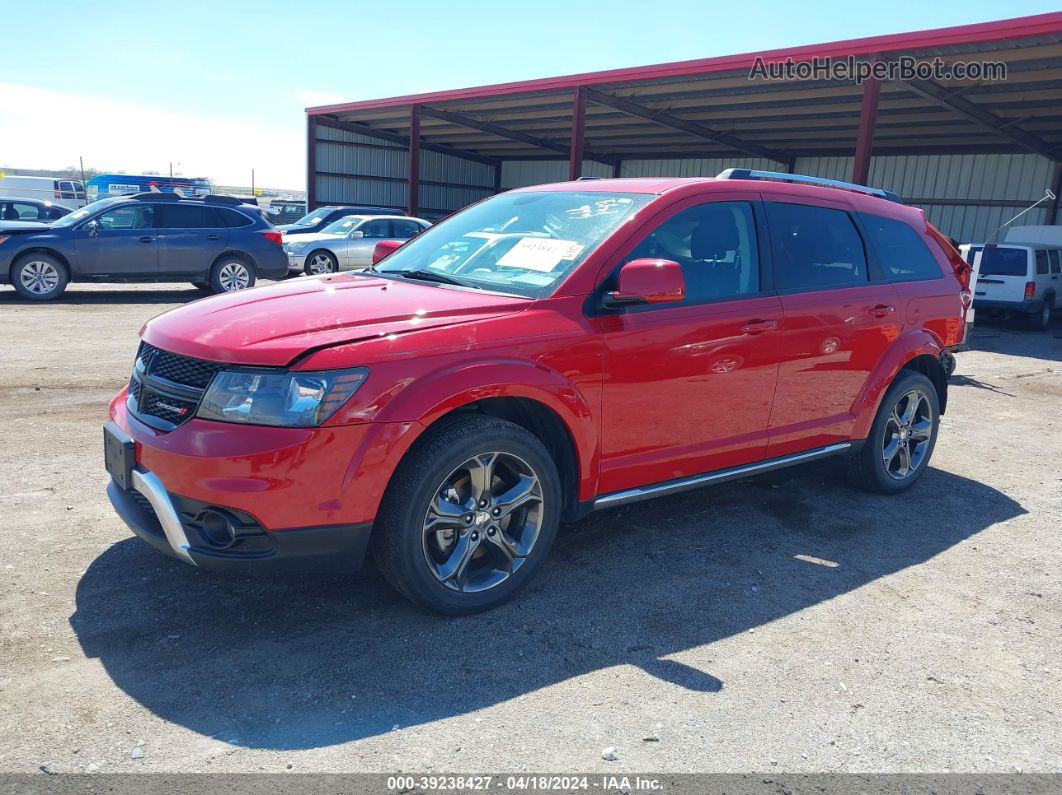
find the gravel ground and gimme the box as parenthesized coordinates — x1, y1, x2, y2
(0, 283, 1059, 775)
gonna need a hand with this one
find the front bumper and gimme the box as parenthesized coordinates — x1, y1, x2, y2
(285, 251, 308, 272)
(972, 297, 1044, 314)
(107, 466, 372, 573)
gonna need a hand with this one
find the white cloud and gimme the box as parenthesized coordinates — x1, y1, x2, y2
(0, 82, 305, 190)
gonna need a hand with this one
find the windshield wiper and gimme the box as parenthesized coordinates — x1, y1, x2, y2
(392, 269, 480, 288)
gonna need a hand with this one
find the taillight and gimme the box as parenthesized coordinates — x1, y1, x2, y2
(1024, 281, 1036, 300)
(260, 230, 283, 246)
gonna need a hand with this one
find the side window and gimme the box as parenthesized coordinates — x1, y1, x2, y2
(359, 219, 392, 239)
(1035, 250, 1050, 275)
(392, 219, 423, 239)
(218, 208, 252, 228)
(859, 213, 943, 281)
(620, 201, 760, 304)
(766, 202, 868, 290)
(12, 202, 45, 220)
(1049, 250, 1061, 274)
(96, 205, 154, 230)
(157, 204, 225, 229)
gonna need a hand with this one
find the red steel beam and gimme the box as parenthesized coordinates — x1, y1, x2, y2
(306, 115, 317, 210)
(569, 87, 587, 181)
(408, 105, 421, 216)
(852, 56, 881, 185)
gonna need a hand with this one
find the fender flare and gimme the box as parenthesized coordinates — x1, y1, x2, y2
(851, 329, 943, 439)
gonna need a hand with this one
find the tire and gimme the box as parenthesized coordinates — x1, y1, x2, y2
(940, 351, 957, 378)
(304, 250, 338, 276)
(208, 256, 256, 294)
(372, 414, 562, 615)
(848, 371, 940, 495)
(1028, 296, 1053, 331)
(11, 254, 69, 301)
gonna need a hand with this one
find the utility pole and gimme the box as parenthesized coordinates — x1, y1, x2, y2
(169, 162, 173, 180)
(251, 168, 255, 196)
(79, 156, 86, 195)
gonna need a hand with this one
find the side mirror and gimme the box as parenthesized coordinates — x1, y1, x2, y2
(85, 220, 100, 237)
(350, 230, 364, 238)
(603, 258, 685, 308)
(372, 239, 404, 264)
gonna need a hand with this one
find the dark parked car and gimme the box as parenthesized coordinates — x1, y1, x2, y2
(0, 193, 287, 300)
(0, 197, 70, 221)
(268, 199, 306, 225)
(278, 205, 405, 236)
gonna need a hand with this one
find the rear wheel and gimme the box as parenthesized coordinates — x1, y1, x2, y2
(373, 415, 562, 615)
(1029, 296, 1053, 331)
(304, 250, 338, 276)
(849, 371, 939, 494)
(11, 254, 68, 301)
(208, 256, 256, 294)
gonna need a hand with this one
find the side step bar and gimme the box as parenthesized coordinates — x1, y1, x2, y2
(592, 443, 853, 510)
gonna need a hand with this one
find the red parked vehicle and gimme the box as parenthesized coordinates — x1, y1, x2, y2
(104, 170, 971, 614)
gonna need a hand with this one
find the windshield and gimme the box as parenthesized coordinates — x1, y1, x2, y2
(376, 191, 652, 297)
(320, 216, 365, 235)
(292, 207, 333, 226)
(980, 247, 1029, 277)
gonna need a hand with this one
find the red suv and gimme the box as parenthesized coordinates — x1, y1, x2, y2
(104, 170, 970, 614)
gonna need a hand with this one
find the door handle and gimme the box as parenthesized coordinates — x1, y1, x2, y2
(206, 234, 221, 240)
(138, 236, 153, 243)
(740, 319, 778, 335)
(869, 304, 895, 318)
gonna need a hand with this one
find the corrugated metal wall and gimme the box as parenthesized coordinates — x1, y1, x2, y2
(314, 123, 497, 220)
(315, 120, 1056, 242)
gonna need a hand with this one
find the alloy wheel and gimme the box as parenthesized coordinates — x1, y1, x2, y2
(422, 451, 544, 592)
(882, 389, 933, 480)
(218, 261, 251, 291)
(19, 260, 60, 295)
(307, 253, 334, 275)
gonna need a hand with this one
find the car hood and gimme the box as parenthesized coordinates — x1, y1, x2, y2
(142, 272, 529, 366)
(276, 223, 324, 234)
(283, 232, 343, 245)
(0, 220, 52, 233)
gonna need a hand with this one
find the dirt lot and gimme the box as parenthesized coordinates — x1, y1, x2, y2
(0, 283, 1060, 775)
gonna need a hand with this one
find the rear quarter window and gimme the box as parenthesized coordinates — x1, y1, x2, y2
(1035, 250, 1050, 275)
(859, 214, 943, 281)
(219, 208, 254, 228)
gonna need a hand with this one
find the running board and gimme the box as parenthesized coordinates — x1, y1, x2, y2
(592, 443, 853, 510)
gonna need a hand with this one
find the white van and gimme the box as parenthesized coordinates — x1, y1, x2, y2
(0, 175, 87, 209)
(960, 242, 1061, 331)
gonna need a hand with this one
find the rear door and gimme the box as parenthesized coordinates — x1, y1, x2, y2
(975, 246, 1031, 304)
(74, 203, 158, 276)
(764, 199, 902, 456)
(156, 204, 230, 276)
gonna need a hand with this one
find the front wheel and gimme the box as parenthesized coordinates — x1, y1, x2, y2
(1028, 298, 1053, 331)
(304, 250, 338, 276)
(208, 257, 256, 294)
(373, 415, 562, 615)
(11, 254, 69, 300)
(849, 371, 939, 494)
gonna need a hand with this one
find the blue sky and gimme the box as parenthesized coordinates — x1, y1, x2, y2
(1, 0, 1057, 188)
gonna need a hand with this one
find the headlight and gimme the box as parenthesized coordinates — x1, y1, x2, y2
(285, 241, 308, 253)
(197, 368, 367, 427)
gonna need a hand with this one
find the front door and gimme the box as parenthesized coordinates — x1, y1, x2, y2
(346, 218, 394, 268)
(155, 204, 230, 276)
(74, 203, 158, 276)
(598, 197, 782, 495)
(762, 199, 903, 456)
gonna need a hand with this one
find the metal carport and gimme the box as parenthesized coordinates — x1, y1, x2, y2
(304, 12, 1062, 241)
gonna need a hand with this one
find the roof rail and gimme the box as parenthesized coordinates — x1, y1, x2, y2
(129, 192, 182, 203)
(716, 168, 904, 204)
(202, 194, 247, 206)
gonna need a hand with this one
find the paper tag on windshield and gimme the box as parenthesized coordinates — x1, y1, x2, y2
(497, 238, 585, 272)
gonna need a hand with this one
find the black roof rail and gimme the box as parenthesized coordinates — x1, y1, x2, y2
(129, 192, 182, 203)
(716, 168, 904, 204)
(203, 194, 248, 206)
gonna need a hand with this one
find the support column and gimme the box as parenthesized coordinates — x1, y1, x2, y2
(1048, 161, 1062, 225)
(306, 115, 317, 211)
(851, 55, 882, 186)
(568, 87, 587, 181)
(408, 105, 421, 216)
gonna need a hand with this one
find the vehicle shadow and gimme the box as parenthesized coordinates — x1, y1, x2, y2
(0, 288, 202, 306)
(70, 462, 1023, 750)
(966, 318, 1062, 364)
